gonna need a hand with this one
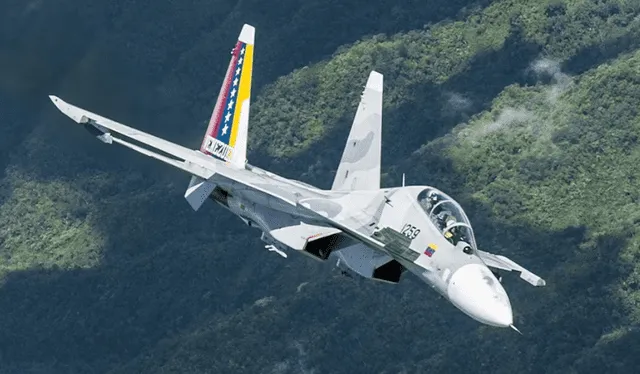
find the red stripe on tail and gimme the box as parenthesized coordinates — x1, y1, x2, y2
(200, 41, 243, 154)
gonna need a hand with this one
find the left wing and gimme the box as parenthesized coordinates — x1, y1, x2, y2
(49, 96, 217, 179)
(477, 250, 546, 287)
(49, 95, 304, 210)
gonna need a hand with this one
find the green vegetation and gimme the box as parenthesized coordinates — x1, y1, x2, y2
(0, 169, 103, 279)
(0, 0, 639, 373)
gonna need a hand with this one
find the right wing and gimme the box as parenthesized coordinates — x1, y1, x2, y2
(477, 250, 546, 287)
(331, 71, 383, 191)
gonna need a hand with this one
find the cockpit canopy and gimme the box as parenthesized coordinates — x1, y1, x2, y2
(417, 188, 478, 251)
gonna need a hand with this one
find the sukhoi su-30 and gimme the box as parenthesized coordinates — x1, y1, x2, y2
(50, 24, 545, 330)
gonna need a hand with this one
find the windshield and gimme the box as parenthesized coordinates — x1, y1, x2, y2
(417, 188, 478, 249)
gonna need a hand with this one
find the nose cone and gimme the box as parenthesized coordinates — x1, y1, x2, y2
(447, 264, 513, 327)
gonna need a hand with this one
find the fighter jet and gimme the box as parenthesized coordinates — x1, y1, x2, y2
(49, 24, 545, 329)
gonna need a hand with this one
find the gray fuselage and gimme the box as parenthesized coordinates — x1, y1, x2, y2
(209, 165, 514, 327)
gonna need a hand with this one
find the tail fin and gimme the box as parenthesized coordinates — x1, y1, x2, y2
(331, 71, 383, 191)
(200, 24, 255, 169)
(185, 24, 254, 212)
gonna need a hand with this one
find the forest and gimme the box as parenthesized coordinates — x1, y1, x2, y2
(0, 0, 639, 373)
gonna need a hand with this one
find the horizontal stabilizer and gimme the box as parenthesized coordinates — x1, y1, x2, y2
(477, 250, 546, 287)
(184, 176, 217, 211)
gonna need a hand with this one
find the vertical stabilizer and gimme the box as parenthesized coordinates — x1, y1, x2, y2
(186, 24, 255, 211)
(199, 24, 255, 169)
(331, 71, 383, 191)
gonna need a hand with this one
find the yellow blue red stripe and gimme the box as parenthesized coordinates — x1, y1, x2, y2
(201, 39, 253, 161)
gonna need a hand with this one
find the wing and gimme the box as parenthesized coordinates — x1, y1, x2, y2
(49, 95, 302, 210)
(477, 250, 546, 287)
(331, 71, 383, 191)
(49, 95, 218, 179)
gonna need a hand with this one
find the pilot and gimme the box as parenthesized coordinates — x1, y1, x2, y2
(421, 190, 438, 212)
(444, 230, 454, 242)
(436, 211, 453, 229)
(428, 190, 438, 203)
(444, 218, 457, 243)
(449, 227, 466, 245)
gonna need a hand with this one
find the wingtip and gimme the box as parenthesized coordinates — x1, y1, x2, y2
(366, 71, 383, 92)
(47, 95, 86, 123)
(49, 95, 64, 110)
(239, 24, 255, 45)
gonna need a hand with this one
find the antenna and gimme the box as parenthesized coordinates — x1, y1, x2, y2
(402, 173, 406, 187)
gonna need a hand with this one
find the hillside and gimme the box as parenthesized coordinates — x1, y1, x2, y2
(1, 0, 639, 373)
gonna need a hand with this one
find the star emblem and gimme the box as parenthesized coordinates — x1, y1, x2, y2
(222, 124, 229, 135)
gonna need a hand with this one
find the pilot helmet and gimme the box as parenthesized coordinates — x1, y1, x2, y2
(428, 190, 438, 202)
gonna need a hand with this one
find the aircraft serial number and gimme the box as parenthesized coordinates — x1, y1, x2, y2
(205, 137, 234, 160)
(401, 223, 420, 240)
